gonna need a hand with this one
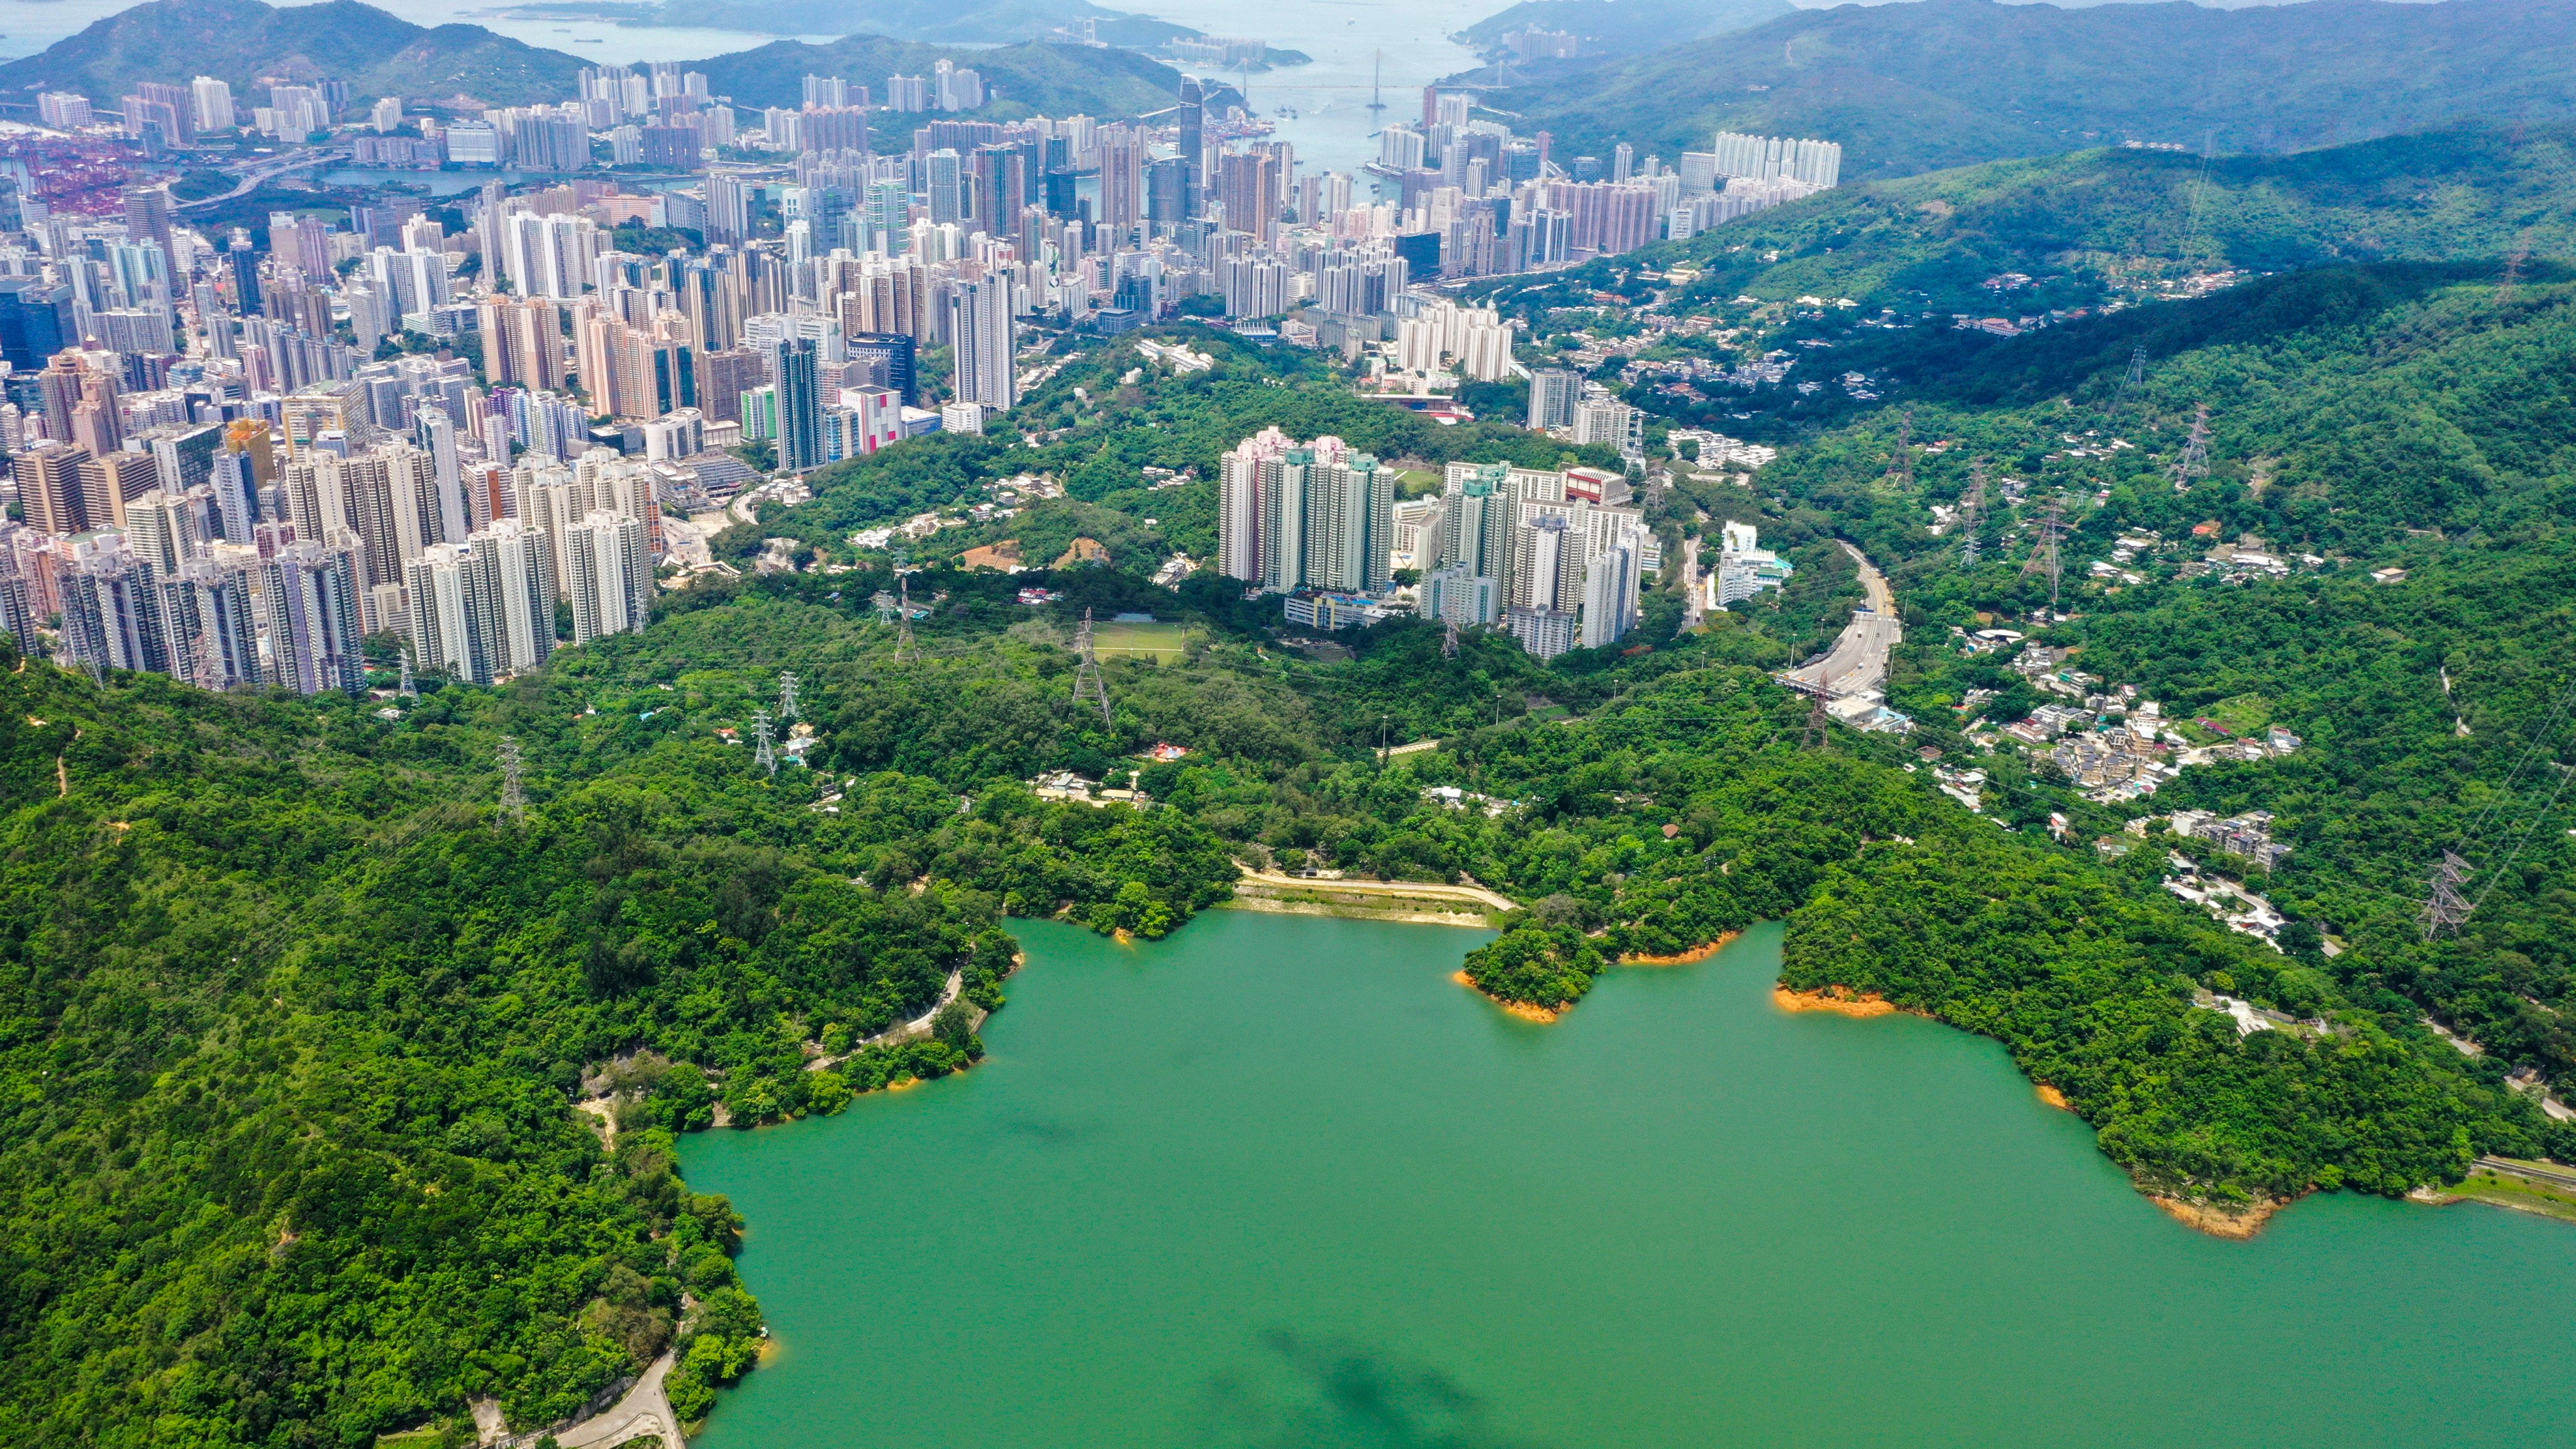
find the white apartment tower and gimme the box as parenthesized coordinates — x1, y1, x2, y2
(190, 77, 236, 133)
(949, 276, 1018, 412)
(469, 518, 555, 677)
(564, 510, 651, 643)
(1217, 428, 1394, 594)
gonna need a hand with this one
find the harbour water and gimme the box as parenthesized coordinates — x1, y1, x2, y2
(1111, 0, 1492, 177)
(679, 912, 2576, 1448)
(0, 0, 1484, 181)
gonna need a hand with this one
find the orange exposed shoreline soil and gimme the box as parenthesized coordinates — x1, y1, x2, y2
(1772, 985, 1924, 1018)
(1774, 988, 2289, 1240)
(1453, 970, 1563, 1023)
(1455, 934, 1752, 1024)
(2151, 1196, 2283, 1239)
(1622, 931, 1740, 966)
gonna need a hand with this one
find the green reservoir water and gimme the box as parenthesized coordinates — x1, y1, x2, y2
(682, 913, 2576, 1448)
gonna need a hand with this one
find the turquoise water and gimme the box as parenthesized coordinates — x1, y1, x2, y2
(681, 913, 2576, 1448)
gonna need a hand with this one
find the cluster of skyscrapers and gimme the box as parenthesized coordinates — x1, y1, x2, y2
(1219, 428, 1658, 657)
(0, 338, 664, 692)
(0, 53, 1846, 686)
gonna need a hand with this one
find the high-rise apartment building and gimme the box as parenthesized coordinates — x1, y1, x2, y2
(190, 76, 236, 133)
(771, 336, 826, 472)
(1218, 428, 1394, 595)
(479, 296, 570, 391)
(1708, 131, 1841, 189)
(174, 553, 264, 689)
(14, 444, 97, 536)
(564, 510, 651, 643)
(469, 518, 556, 677)
(258, 540, 367, 695)
(1527, 368, 1580, 430)
(948, 276, 1016, 413)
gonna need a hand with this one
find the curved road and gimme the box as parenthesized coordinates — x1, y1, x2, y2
(172, 150, 345, 211)
(1777, 541, 1901, 701)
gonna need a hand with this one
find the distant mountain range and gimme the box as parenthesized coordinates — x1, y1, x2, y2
(0, 0, 1202, 119)
(1492, 0, 2576, 180)
(0, 0, 586, 109)
(515, 0, 1194, 47)
(690, 35, 1192, 115)
(1560, 123, 2576, 320)
(1457, 0, 1793, 60)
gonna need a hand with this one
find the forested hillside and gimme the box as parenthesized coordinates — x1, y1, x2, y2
(648, 0, 1189, 47)
(0, 615, 1232, 1445)
(1708, 263, 2576, 1079)
(1497, 0, 2576, 177)
(1456, 0, 1792, 59)
(1479, 125, 2576, 326)
(0, 0, 585, 108)
(681, 35, 1190, 116)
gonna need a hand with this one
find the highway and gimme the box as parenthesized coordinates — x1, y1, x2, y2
(172, 149, 346, 211)
(1777, 541, 1901, 701)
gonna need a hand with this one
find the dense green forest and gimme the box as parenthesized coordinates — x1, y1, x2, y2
(1499, 0, 2576, 177)
(0, 609, 1239, 1446)
(1680, 263, 2576, 1090)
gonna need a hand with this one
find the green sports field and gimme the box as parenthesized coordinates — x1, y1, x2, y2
(1091, 620, 1198, 660)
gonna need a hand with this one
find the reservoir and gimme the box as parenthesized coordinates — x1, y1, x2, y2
(681, 913, 2576, 1448)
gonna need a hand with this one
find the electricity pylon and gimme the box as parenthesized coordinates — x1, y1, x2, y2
(2421, 850, 2475, 941)
(777, 670, 800, 723)
(2171, 403, 2211, 492)
(497, 736, 526, 826)
(2109, 344, 2147, 416)
(2020, 493, 2068, 613)
(1883, 406, 1914, 490)
(752, 708, 778, 776)
(1960, 458, 1987, 567)
(892, 577, 918, 663)
(1070, 608, 1113, 729)
(1797, 682, 1831, 749)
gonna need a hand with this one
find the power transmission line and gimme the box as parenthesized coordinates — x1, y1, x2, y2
(1883, 406, 1914, 491)
(2459, 672, 2576, 854)
(2179, 131, 2219, 268)
(2462, 755, 2576, 923)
